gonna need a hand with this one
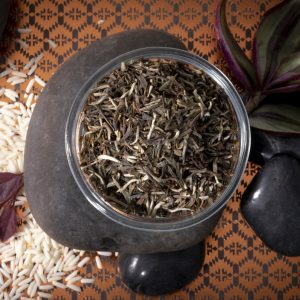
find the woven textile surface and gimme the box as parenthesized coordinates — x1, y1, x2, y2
(1, 0, 300, 299)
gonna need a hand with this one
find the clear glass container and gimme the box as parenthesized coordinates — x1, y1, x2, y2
(65, 47, 250, 235)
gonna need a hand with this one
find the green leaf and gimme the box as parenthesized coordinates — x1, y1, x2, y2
(254, 1, 300, 85)
(250, 103, 300, 134)
(276, 52, 300, 77)
(215, 0, 256, 90)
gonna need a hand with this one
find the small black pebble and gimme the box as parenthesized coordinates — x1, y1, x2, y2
(118, 241, 205, 296)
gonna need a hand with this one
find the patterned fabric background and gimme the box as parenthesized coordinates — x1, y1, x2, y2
(2, 0, 300, 299)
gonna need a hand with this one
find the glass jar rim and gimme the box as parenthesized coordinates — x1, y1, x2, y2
(65, 47, 251, 232)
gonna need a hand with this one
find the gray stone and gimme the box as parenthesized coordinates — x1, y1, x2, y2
(24, 30, 222, 253)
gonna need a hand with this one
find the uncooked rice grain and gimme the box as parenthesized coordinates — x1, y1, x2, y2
(0, 68, 11, 77)
(23, 58, 35, 70)
(16, 39, 29, 49)
(77, 257, 90, 268)
(17, 28, 32, 34)
(34, 75, 46, 87)
(0, 41, 115, 299)
(66, 284, 81, 292)
(81, 278, 95, 284)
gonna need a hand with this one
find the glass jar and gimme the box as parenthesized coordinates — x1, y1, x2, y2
(65, 47, 250, 252)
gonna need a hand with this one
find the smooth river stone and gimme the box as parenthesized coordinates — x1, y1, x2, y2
(118, 241, 205, 295)
(250, 127, 300, 166)
(241, 154, 300, 256)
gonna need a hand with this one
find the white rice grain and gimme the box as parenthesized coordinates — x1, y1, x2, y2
(9, 286, 17, 297)
(37, 291, 52, 299)
(23, 58, 35, 70)
(81, 278, 94, 284)
(27, 64, 37, 76)
(65, 270, 78, 282)
(0, 69, 11, 77)
(67, 276, 82, 284)
(7, 59, 17, 70)
(97, 251, 112, 257)
(11, 71, 27, 78)
(11, 293, 22, 300)
(17, 28, 32, 34)
(0, 267, 11, 279)
(95, 256, 102, 269)
(46, 39, 57, 49)
(25, 79, 35, 94)
(29, 282, 37, 298)
(77, 256, 90, 268)
(26, 93, 34, 108)
(0, 278, 12, 291)
(34, 75, 46, 87)
(11, 78, 26, 85)
(53, 281, 66, 289)
(16, 283, 29, 294)
(67, 284, 81, 292)
(38, 285, 53, 290)
(35, 53, 44, 64)
(16, 39, 29, 49)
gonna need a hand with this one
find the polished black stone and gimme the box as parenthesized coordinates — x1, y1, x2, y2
(241, 154, 300, 256)
(250, 125, 300, 166)
(118, 241, 205, 295)
(24, 30, 223, 253)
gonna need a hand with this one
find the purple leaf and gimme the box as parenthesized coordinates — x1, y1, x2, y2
(0, 205, 17, 242)
(215, 0, 256, 91)
(267, 71, 300, 88)
(265, 82, 300, 94)
(0, 172, 23, 206)
(250, 103, 300, 134)
(254, 1, 300, 85)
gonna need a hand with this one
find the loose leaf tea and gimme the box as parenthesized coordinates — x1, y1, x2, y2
(79, 58, 238, 218)
(0, 172, 23, 241)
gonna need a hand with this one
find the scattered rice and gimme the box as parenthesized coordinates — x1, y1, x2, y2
(11, 71, 27, 78)
(17, 28, 32, 34)
(37, 291, 52, 299)
(34, 75, 46, 87)
(16, 39, 29, 49)
(81, 278, 94, 284)
(97, 251, 112, 256)
(66, 284, 81, 292)
(77, 257, 90, 268)
(27, 64, 37, 76)
(35, 53, 44, 64)
(0, 30, 115, 300)
(26, 93, 34, 108)
(46, 39, 57, 49)
(52, 281, 66, 289)
(95, 256, 102, 269)
(11, 78, 26, 85)
(0, 69, 11, 77)
(23, 58, 35, 70)
(7, 59, 17, 70)
(25, 78, 35, 94)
